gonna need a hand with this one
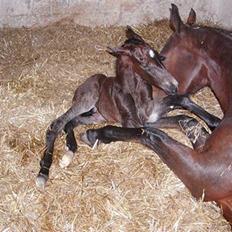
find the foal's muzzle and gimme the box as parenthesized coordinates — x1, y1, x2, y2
(163, 82, 178, 95)
(169, 84, 178, 95)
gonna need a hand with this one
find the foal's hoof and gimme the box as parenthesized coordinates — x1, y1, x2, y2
(80, 131, 99, 149)
(80, 132, 92, 146)
(36, 174, 48, 189)
(59, 150, 74, 168)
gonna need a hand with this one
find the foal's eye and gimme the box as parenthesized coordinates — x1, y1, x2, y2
(149, 49, 155, 58)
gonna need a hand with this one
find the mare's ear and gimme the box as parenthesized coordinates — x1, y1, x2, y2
(126, 25, 144, 42)
(106, 46, 128, 57)
(186, 8, 196, 26)
(169, 4, 184, 33)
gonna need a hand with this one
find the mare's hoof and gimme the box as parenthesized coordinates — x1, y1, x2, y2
(59, 150, 74, 168)
(36, 174, 48, 189)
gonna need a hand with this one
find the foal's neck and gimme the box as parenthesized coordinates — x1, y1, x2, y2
(115, 56, 140, 84)
(115, 56, 154, 97)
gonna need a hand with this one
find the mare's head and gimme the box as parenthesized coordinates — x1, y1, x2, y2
(162, 4, 231, 111)
(107, 26, 179, 95)
(161, 4, 216, 93)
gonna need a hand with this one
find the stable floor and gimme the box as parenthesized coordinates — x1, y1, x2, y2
(0, 19, 229, 231)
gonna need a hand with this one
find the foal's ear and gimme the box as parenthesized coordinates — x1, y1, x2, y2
(126, 25, 144, 42)
(169, 4, 184, 33)
(106, 46, 127, 57)
(186, 8, 196, 26)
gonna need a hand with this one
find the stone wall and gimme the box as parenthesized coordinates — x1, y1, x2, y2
(0, 0, 232, 29)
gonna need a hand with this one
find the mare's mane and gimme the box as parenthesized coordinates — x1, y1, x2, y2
(193, 24, 232, 40)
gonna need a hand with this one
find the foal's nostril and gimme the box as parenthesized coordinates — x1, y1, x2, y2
(169, 84, 178, 95)
(172, 86, 177, 94)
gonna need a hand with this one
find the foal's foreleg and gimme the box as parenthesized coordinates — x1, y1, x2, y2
(146, 115, 209, 150)
(163, 95, 221, 130)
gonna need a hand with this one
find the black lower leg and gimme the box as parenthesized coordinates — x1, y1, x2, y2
(38, 129, 56, 179)
(64, 119, 79, 153)
(38, 115, 69, 180)
(84, 125, 143, 146)
(146, 115, 209, 149)
(163, 95, 221, 130)
(84, 125, 174, 155)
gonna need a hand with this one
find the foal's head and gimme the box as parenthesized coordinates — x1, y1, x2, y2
(107, 26, 179, 95)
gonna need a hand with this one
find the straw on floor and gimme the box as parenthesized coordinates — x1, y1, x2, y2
(0, 19, 230, 231)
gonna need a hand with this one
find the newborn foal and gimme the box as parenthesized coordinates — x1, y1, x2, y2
(37, 25, 219, 189)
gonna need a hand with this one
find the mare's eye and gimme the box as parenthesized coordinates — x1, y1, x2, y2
(149, 49, 155, 58)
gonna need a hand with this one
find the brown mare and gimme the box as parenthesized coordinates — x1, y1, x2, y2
(81, 4, 232, 224)
(36, 18, 220, 189)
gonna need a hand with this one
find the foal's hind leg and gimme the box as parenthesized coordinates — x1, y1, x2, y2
(36, 74, 106, 188)
(63, 108, 97, 156)
(59, 117, 79, 168)
(60, 109, 106, 168)
(146, 115, 209, 150)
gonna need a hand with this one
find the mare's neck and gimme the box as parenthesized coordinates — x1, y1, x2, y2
(202, 51, 232, 114)
(191, 27, 232, 114)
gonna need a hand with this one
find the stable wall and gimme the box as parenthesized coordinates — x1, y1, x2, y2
(0, 0, 232, 28)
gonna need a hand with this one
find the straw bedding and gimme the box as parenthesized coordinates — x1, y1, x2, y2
(0, 19, 230, 231)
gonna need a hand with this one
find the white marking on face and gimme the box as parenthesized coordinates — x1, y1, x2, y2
(149, 49, 155, 58)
